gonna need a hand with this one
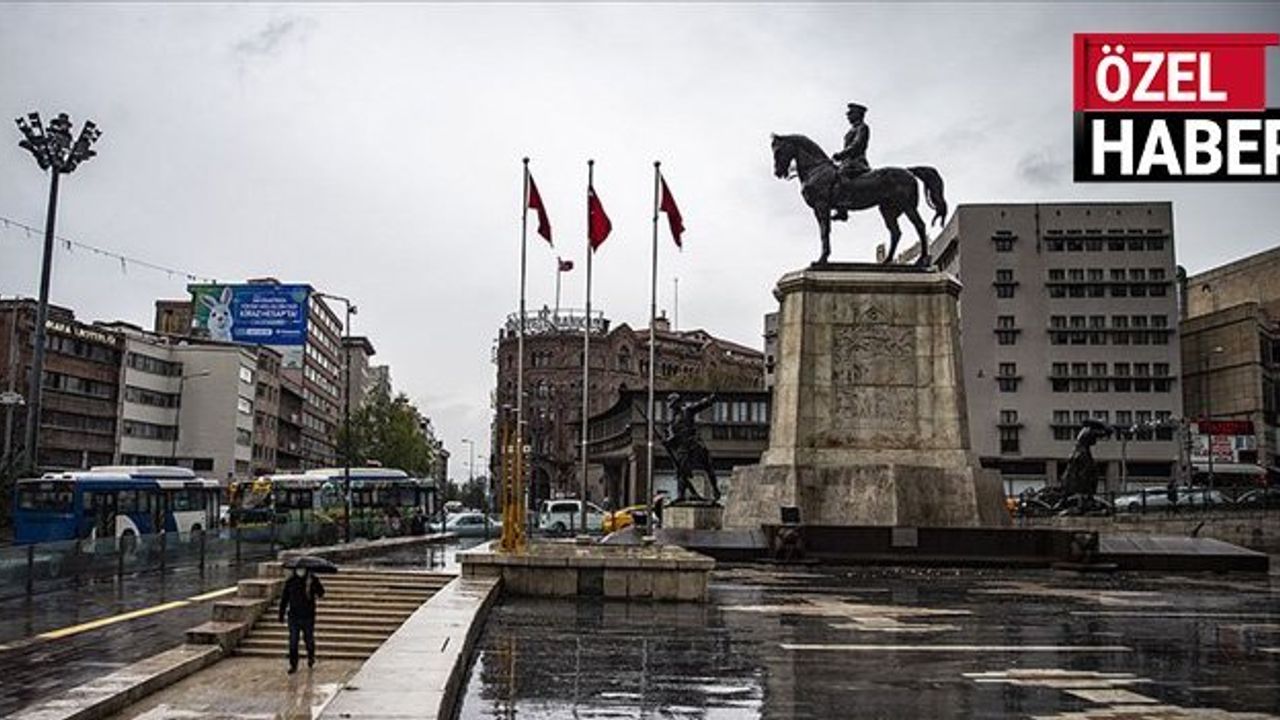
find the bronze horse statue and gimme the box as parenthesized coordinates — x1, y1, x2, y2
(771, 133, 947, 265)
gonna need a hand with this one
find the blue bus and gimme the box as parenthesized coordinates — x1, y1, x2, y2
(13, 466, 221, 545)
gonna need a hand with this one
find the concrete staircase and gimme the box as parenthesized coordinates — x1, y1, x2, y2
(235, 569, 454, 660)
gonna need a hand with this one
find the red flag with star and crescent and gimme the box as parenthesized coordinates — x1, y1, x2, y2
(526, 173, 552, 245)
(587, 184, 611, 251)
(658, 173, 685, 248)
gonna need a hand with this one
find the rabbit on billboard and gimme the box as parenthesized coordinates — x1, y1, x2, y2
(201, 286, 235, 342)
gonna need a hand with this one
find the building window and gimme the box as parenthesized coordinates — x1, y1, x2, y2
(994, 269, 1016, 298)
(999, 427, 1020, 454)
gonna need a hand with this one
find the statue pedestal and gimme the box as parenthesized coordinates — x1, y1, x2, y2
(724, 267, 1005, 528)
(665, 503, 724, 531)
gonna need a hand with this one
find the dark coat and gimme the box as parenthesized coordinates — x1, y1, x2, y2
(278, 573, 325, 622)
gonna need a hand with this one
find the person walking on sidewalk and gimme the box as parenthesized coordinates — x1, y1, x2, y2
(278, 567, 326, 673)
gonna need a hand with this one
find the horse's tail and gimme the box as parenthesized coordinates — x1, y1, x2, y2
(909, 166, 948, 227)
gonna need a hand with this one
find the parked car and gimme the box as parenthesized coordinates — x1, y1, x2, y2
(1114, 487, 1230, 513)
(433, 512, 501, 538)
(602, 504, 650, 533)
(1235, 486, 1280, 509)
(538, 499, 605, 534)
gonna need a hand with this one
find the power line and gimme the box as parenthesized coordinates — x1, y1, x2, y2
(0, 213, 219, 284)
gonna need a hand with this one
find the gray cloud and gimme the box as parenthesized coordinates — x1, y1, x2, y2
(232, 16, 309, 59)
(1016, 149, 1068, 187)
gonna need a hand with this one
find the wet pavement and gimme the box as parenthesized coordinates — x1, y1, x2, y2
(456, 565, 1280, 719)
(102, 656, 361, 720)
(0, 563, 259, 716)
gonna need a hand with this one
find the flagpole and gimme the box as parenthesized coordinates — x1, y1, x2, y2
(647, 162, 660, 530)
(581, 159, 594, 534)
(554, 258, 562, 321)
(517, 158, 530, 548)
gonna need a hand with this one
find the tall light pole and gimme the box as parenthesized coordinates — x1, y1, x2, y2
(1204, 345, 1225, 490)
(14, 112, 102, 473)
(171, 370, 211, 465)
(316, 293, 356, 542)
(461, 438, 475, 491)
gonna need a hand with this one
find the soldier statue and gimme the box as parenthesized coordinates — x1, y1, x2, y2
(831, 102, 871, 221)
(663, 393, 721, 503)
(1062, 419, 1113, 502)
(770, 102, 947, 265)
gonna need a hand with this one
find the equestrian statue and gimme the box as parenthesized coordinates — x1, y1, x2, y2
(771, 103, 948, 266)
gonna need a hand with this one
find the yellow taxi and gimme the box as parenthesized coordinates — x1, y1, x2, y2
(602, 504, 650, 533)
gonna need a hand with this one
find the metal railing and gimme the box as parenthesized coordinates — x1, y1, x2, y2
(0, 515, 434, 601)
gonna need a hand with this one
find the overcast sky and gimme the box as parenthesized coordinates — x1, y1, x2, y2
(3, 2, 1279, 479)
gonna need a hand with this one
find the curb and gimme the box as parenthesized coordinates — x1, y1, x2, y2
(10, 644, 222, 720)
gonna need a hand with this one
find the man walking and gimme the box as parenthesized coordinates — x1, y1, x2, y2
(278, 567, 325, 673)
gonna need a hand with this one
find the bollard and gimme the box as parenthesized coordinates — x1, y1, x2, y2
(235, 524, 242, 565)
(159, 531, 167, 575)
(25, 544, 34, 596)
(269, 518, 277, 555)
(117, 540, 125, 579)
(199, 528, 206, 575)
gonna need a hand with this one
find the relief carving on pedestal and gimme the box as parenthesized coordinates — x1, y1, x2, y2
(831, 321, 918, 437)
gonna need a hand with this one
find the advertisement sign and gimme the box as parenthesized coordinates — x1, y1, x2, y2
(1073, 33, 1280, 181)
(189, 284, 310, 367)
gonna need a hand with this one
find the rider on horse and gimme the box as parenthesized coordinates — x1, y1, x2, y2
(831, 102, 871, 221)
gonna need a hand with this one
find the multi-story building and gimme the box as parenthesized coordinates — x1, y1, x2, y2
(342, 336, 377, 409)
(369, 365, 391, 399)
(1181, 245, 1280, 484)
(908, 202, 1182, 493)
(0, 300, 123, 472)
(252, 346, 282, 477)
(493, 307, 764, 504)
(107, 323, 261, 484)
(276, 378, 305, 471)
(155, 280, 345, 471)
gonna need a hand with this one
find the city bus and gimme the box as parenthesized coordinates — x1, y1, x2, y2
(13, 466, 221, 545)
(230, 467, 437, 531)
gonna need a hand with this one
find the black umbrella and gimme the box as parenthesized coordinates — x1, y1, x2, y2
(282, 555, 339, 574)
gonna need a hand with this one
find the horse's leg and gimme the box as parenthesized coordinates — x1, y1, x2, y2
(879, 205, 902, 264)
(905, 205, 931, 266)
(815, 205, 832, 264)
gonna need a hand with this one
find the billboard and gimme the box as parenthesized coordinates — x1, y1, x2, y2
(189, 284, 310, 367)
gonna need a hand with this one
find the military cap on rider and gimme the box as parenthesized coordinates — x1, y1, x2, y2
(846, 102, 867, 115)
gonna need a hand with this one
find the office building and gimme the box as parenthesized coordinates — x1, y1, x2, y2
(910, 202, 1182, 493)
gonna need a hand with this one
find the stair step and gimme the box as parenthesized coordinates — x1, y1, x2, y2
(238, 638, 385, 652)
(252, 628, 393, 640)
(236, 647, 374, 660)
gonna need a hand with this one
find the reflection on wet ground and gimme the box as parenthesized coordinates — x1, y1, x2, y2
(456, 565, 1280, 719)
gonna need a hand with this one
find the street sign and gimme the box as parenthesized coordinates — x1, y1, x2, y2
(0, 391, 24, 406)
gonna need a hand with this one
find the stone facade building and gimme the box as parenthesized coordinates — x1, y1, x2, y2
(1181, 245, 1280, 484)
(0, 300, 123, 472)
(493, 308, 765, 504)
(904, 202, 1183, 494)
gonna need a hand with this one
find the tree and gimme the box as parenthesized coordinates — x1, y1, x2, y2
(338, 388, 437, 477)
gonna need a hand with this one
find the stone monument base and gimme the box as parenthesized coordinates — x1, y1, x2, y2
(723, 266, 1005, 530)
(726, 463, 1003, 528)
(665, 503, 724, 531)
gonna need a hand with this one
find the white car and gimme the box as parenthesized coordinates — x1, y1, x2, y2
(538, 499, 605, 534)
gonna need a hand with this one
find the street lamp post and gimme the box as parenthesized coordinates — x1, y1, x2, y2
(14, 112, 102, 473)
(1205, 345, 1225, 491)
(171, 370, 211, 465)
(316, 293, 357, 542)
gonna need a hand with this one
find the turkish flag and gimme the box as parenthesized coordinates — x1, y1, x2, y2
(658, 174, 685, 248)
(558, 258, 574, 272)
(526, 174, 552, 245)
(587, 185, 611, 250)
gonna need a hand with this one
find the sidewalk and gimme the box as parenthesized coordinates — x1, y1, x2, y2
(103, 656, 361, 720)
